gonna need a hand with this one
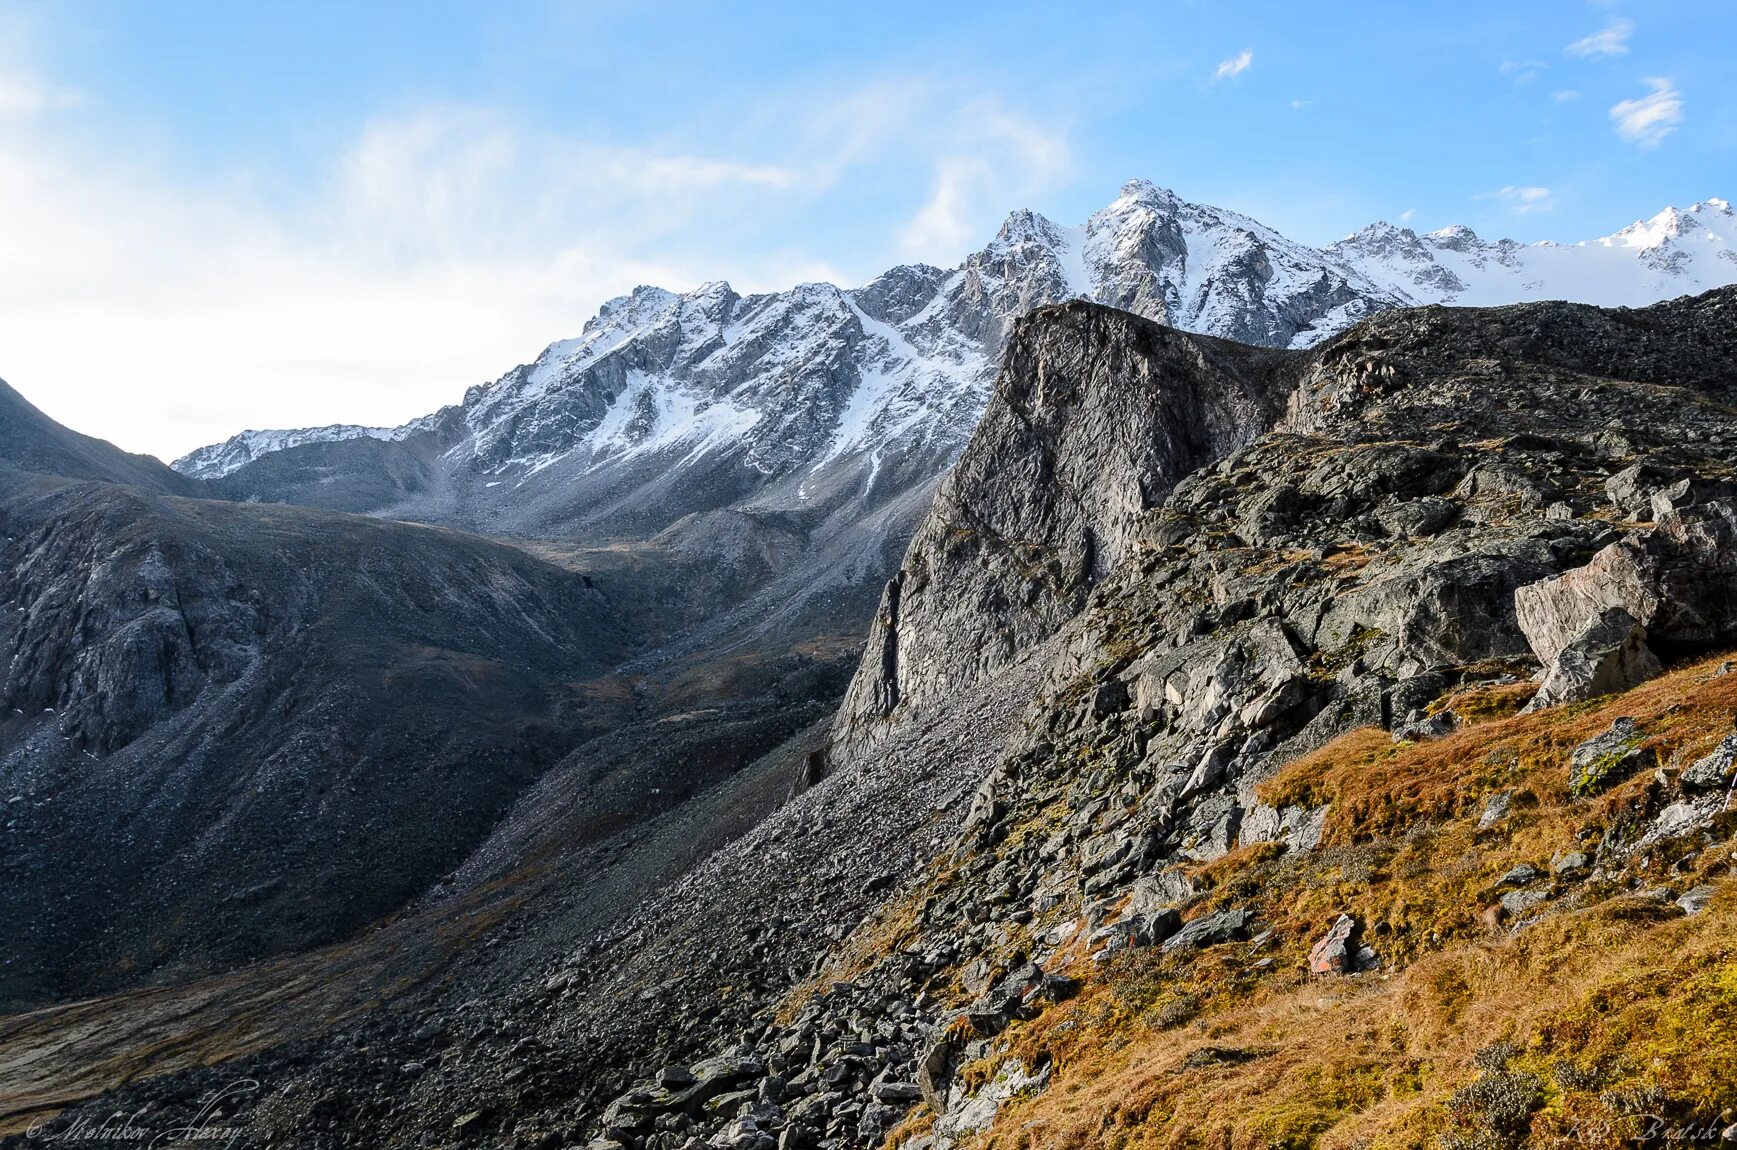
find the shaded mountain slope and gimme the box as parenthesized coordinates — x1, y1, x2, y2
(0, 378, 194, 495)
(0, 469, 631, 1005)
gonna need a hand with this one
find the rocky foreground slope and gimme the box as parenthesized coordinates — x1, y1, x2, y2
(15, 288, 1737, 1150)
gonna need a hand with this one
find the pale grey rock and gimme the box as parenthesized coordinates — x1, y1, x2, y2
(1684, 735, 1737, 792)
(1677, 885, 1717, 915)
(1500, 888, 1549, 917)
(1522, 606, 1663, 713)
(1478, 791, 1514, 830)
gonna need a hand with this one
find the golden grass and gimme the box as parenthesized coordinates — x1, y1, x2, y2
(948, 653, 1737, 1150)
(1258, 658, 1737, 847)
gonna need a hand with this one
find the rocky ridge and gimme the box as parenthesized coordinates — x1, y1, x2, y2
(558, 288, 1737, 1150)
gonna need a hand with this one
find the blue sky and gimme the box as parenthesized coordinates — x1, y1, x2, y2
(0, 0, 1731, 458)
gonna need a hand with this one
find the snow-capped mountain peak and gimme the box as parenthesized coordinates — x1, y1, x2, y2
(1333, 197, 1735, 309)
(176, 185, 1737, 505)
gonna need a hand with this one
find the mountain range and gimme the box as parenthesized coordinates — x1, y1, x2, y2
(175, 183, 1737, 503)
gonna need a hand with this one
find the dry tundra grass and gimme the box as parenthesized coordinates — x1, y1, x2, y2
(947, 654, 1737, 1150)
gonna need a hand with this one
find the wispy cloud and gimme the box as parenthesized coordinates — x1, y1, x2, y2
(1609, 78, 1683, 147)
(0, 102, 824, 458)
(1475, 185, 1557, 215)
(1499, 59, 1548, 85)
(1213, 50, 1253, 81)
(1289, 98, 1312, 110)
(1565, 17, 1634, 59)
(898, 100, 1071, 258)
(1399, 208, 1416, 222)
(1552, 89, 1581, 103)
(0, 70, 78, 118)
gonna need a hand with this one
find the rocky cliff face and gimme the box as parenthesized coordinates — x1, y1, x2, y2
(834, 304, 1290, 759)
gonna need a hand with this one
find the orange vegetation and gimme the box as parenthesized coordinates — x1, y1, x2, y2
(945, 654, 1737, 1150)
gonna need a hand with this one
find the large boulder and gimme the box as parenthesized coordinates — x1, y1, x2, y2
(1516, 496, 1737, 682)
(1523, 607, 1662, 712)
(1515, 538, 1667, 665)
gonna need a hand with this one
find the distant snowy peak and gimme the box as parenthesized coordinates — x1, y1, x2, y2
(174, 423, 408, 480)
(172, 184, 1737, 491)
(1077, 179, 1406, 347)
(1329, 196, 1735, 309)
(1606, 198, 1733, 249)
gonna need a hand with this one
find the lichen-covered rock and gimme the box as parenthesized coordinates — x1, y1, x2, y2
(1567, 718, 1654, 798)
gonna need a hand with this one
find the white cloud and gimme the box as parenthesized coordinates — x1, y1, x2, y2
(1565, 17, 1634, 59)
(0, 108, 788, 459)
(1475, 185, 1557, 214)
(1552, 89, 1581, 103)
(902, 158, 988, 255)
(1289, 98, 1313, 110)
(1213, 50, 1253, 81)
(896, 100, 1071, 261)
(1399, 208, 1416, 222)
(1610, 78, 1683, 147)
(1499, 59, 1547, 85)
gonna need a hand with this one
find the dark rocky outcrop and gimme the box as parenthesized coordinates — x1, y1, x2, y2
(834, 303, 1290, 760)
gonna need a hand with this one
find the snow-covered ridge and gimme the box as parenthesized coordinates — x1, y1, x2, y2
(174, 423, 411, 480)
(173, 183, 1736, 488)
(1329, 197, 1736, 309)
